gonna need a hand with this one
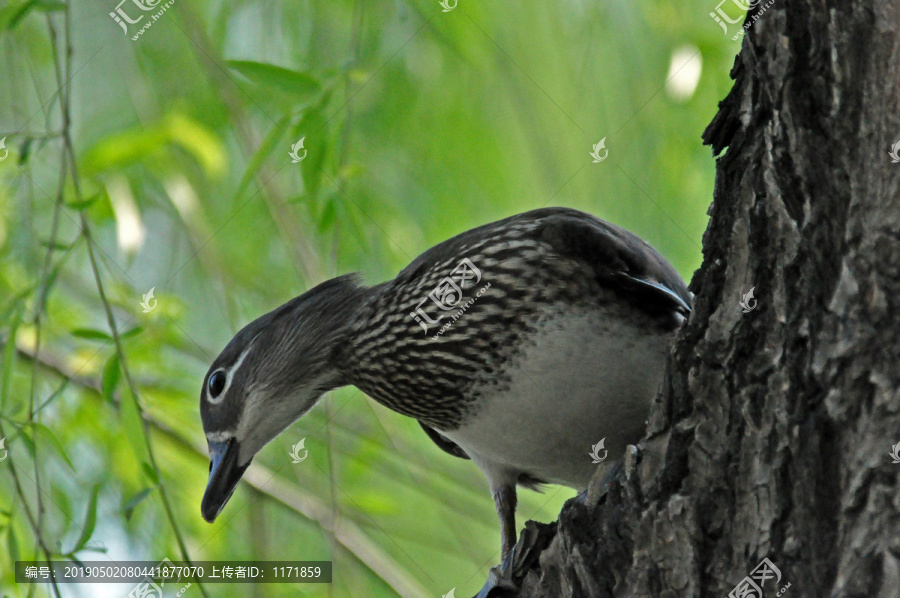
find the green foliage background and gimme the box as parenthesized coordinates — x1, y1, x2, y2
(0, 1, 740, 596)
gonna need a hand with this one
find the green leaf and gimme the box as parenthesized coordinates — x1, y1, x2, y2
(164, 113, 226, 178)
(82, 127, 167, 174)
(226, 60, 321, 100)
(292, 93, 331, 198)
(0, 0, 40, 30)
(122, 488, 154, 520)
(40, 262, 64, 305)
(17, 137, 33, 165)
(29, 422, 76, 471)
(101, 354, 120, 404)
(64, 554, 85, 566)
(71, 328, 112, 342)
(7, 527, 19, 568)
(84, 113, 225, 177)
(5, 398, 25, 420)
(317, 195, 338, 233)
(65, 192, 102, 211)
(120, 326, 144, 339)
(119, 386, 148, 465)
(35, 0, 66, 10)
(232, 114, 291, 202)
(142, 463, 160, 486)
(1, 303, 22, 411)
(69, 485, 99, 554)
(38, 239, 74, 251)
(20, 429, 34, 457)
(0, 286, 35, 323)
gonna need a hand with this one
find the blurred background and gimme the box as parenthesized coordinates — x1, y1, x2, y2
(0, 0, 743, 596)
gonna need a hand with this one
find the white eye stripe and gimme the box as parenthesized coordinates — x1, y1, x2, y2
(206, 344, 254, 405)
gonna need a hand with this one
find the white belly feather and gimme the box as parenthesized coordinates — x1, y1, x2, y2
(443, 308, 673, 491)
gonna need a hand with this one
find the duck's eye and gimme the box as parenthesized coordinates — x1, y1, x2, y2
(208, 371, 226, 398)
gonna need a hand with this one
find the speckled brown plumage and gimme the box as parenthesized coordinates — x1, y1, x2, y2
(338, 207, 690, 432)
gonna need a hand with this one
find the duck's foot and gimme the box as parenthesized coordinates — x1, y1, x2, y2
(576, 444, 640, 507)
(575, 456, 623, 506)
(474, 551, 517, 598)
(473, 520, 553, 598)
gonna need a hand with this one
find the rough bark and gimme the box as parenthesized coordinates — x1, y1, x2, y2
(512, 2, 900, 597)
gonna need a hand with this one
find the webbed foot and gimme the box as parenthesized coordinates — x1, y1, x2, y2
(473, 520, 552, 598)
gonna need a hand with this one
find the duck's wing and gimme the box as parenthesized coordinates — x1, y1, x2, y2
(535, 208, 692, 319)
(418, 421, 470, 460)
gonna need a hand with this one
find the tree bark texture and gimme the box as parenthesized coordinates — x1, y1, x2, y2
(513, 2, 900, 596)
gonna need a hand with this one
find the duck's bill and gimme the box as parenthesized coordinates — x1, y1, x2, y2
(201, 439, 251, 523)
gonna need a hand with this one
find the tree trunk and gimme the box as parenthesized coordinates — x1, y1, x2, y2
(512, 2, 900, 596)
